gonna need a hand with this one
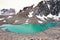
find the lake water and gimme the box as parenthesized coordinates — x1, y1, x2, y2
(1, 22, 59, 34)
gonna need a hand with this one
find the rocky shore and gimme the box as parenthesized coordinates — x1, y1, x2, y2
(0, 26, 60, 40)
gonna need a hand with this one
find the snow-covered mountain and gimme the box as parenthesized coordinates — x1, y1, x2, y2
(0, 0, 60, 24)
(0, 8, 16, 15)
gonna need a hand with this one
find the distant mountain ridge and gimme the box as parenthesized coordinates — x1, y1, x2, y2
(0, 8, 16, 15)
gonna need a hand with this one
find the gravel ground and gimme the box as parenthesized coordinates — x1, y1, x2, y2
(0, 26, 60, 40)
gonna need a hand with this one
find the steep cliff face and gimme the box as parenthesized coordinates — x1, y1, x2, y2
(33, 0, 60, 16)
(33, 1, 50, 16)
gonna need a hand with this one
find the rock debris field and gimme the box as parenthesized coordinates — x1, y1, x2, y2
(0, 26, 60, 40)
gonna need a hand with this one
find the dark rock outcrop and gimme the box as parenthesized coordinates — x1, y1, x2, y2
(33, 1, 50, 16)
(33, 0, 60, 16)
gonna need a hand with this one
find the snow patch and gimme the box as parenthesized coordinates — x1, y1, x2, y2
(3, 20, 6, 22)
(36, 15, 46, 21)
(0, 18, 4, 20)
(38, 20, 43, 23)
(28, 11, 33, 18)
(25, 19, 29, 24)
(47, 14, 53, 18)
(14, 20, 19, 23)
(7, 16, 13, 19)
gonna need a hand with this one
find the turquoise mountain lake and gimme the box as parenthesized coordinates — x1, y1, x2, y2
(1, 22, 59, 34)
